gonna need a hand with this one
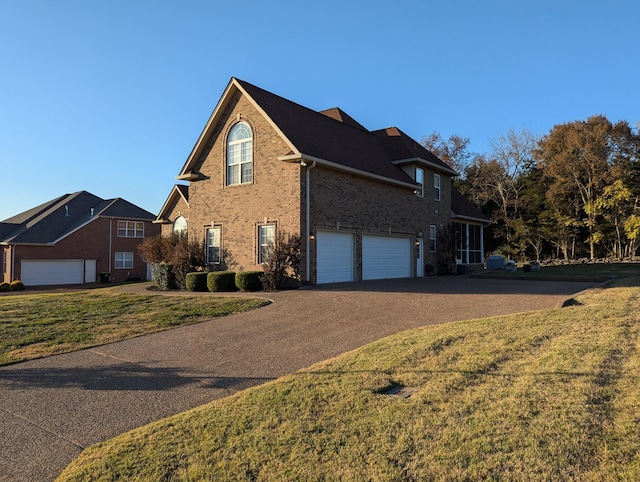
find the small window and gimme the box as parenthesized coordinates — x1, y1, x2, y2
(2, 249, 6, 275)
(429, 225, 437, 252)
(115, 252, 134, 269)
(206, 227, 221, 264)
(226, 122, 253, 186)
(173, 216, 187, 235)
(118, 221, 144, 238)
(434, 174, 441, 201)
(258, 224, 276, 264)
(415, 167, 424, 197)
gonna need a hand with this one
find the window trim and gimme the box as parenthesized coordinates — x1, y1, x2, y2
(226, 121, 254, 186)
(429, 225, 437, 252)
(258, 224, 276, 264)
(206, 226, 222, 264)
(415, 166, 424, 197)
(114, 251, 134, 269)
(434, 173, 441, 201)
(117, 220, 144, 238)
(173, 216, 187, 235)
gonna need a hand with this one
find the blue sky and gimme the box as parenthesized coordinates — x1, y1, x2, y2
(1, 1, 638, 221)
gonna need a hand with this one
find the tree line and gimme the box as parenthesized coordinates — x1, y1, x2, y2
(423, 115, 640, 262)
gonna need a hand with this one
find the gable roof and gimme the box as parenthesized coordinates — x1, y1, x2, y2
(178, 78, 456, 188)
(0, 191, 156, 245)
(156, 184, 189, 223)
(451, 188, 491, 225)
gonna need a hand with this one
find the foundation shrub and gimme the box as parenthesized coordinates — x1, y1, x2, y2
(235, 271, 263, 292)
(185, 272, 208, 292)
(207, 271, 237, 292)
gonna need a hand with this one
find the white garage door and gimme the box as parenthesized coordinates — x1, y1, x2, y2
(21, 260, 84, 286)
(362, 235, 411, 280)
(316, 231, 354, 284)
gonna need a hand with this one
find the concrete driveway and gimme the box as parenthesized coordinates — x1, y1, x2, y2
(0, 276, 598, 481)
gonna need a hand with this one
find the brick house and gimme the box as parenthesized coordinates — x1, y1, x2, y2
(155, 78, 488, 284)
(0, 191, 160, 286)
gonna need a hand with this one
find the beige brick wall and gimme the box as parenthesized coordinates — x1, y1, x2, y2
(306, 165, 452, 281)
(186, 92, 302, 272)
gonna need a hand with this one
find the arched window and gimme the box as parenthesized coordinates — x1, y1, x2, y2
(173, 215, 187, 235)
(226, 122, 253, 185)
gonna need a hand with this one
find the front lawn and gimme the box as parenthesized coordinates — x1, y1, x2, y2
(0, 287, 269, 366)
(58, 277, 640, 481)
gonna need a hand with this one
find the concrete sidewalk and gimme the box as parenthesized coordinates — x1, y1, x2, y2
(0, 276, 598, 481)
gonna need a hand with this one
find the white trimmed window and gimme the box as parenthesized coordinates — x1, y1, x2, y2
(434, 173, 441, 201)
(429, 225, 437, 252)
(115, 252, 134, 269)
(415, 167, 424, 197)
(118, 220, 144, 238)
(173, 216, 187, 235)
(226, 122, 253, 185)
(206, 227, 221, 264)
(258, 224, 275, 264)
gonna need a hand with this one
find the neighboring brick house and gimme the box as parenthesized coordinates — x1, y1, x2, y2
(155, 77, 488, 284)
(0, 191, 160, 286)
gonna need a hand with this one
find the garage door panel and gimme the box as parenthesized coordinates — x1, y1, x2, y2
(316, 231, 354, 284)
(362, 235, 411, 280)
(21, 260, 84, 286)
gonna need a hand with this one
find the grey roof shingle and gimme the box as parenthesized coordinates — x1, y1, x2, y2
(0, 191, 156, 245)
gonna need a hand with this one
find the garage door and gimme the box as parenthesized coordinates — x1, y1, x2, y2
(316, 231, 354, 284)
(21, 260, 84, 286)
(362, 235, 411, 280)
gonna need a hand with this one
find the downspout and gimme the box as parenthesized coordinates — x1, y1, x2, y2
(302, 159, 316, 283)
(109, 219, 113, 278)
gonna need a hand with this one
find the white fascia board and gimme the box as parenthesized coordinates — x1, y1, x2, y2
(283, 154, 419, 190)
(393, 157, 458, 176)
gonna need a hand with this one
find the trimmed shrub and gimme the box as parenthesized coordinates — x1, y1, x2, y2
(185, 272, 208, 292)
(154, 263, 177, 291)
(235, 271, 263, 292)
(207, 271, 237, 292)
(10, 280, 25, 291)
(0, 282, 10, 292)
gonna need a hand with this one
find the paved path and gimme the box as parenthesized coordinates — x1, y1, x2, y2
(0, 276, 598, 481)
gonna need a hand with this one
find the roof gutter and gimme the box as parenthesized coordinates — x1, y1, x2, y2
(392, 157, 458, 176)
(278, 153, 419, 190)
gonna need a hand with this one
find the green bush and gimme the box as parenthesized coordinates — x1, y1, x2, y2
(207, 271, 237, 292)
(185, 272, 208, 292)
(153, 263, 177, 291)
(235, 271, 263, 292)
(0, 282, 10, 292)
(10, 280, 25, 291)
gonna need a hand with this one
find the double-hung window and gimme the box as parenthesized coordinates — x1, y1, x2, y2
(258, 225, 275, 264)
(118, 220, 144, 238)
(226, 122, 253, 185)
(429, 225, 437, 252)
(434, 173, 441, 201)
(206, 227, 221, 264)
(115, 252, 134, 269)
(415, 167, 424, 197)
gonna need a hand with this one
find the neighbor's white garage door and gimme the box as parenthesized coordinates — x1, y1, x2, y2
(21, 260, 84, 286)
(316, 231, 354, 284)
(362, 235, 411, 280)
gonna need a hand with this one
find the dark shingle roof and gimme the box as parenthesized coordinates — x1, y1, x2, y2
(0, 191, 156, 245)
(451, 188, 490, 224)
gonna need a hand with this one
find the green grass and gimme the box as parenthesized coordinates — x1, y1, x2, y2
(58, 277, 640, 481)
(0, 287, 269, 366)
(475, 261, 640, 281)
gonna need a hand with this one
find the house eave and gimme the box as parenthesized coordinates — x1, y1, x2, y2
(452, 213, 492, 226)
(279, 153, 419, 190)
(176, 172, 203, 181)
(392, 157, 458, 176)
